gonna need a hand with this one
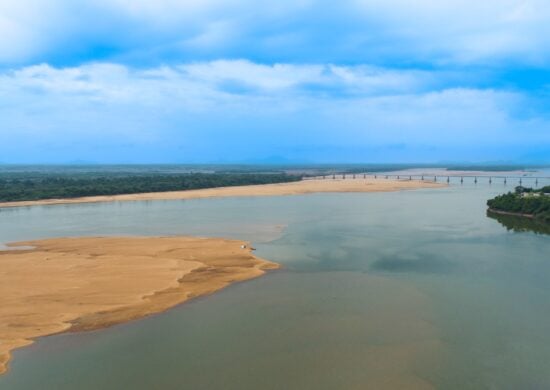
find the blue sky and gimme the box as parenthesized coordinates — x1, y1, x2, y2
(1, 0, 549, 164)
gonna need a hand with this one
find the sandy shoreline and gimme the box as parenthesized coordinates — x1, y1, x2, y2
(0, 179, 445, 377)
(0, 236, 279, 375)
(0, 178, 444, 209)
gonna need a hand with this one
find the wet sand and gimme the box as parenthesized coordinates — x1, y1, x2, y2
(0, 236, 279, 375)
(0, 178, 444, 209)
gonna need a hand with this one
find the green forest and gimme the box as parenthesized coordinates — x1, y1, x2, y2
(0, 173, 301, 202)
(487, 186, 550, 223)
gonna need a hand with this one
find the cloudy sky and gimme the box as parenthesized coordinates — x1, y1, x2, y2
(1, 0, 549, 164)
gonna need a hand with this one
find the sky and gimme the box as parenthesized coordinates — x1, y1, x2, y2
(1, 0, 549, 164)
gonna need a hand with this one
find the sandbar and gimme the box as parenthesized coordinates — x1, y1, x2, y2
(0, 178, 445, 209)
(0, 236, 279, 375)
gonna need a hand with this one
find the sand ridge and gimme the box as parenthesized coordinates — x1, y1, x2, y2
(0, 178, 445, 209)
(0, 236, 279, 375)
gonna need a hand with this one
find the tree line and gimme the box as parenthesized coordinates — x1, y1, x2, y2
(0, 173, 301, 202)
(487, 186, 550, 223)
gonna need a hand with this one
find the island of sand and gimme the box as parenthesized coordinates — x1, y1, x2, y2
(0, 178, 444, 209)
(0, 236, 279, 375)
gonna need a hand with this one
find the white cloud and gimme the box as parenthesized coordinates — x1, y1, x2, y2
(180, 60, 326, 91)
(353, 0, 550, 64)
(0, 1, 61, 63)
(1, 0, 549, 65)
(0, 60, 548, 163)
(1, 60, 440, 102)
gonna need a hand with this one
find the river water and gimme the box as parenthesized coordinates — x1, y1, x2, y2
(1, 180, 549, 389)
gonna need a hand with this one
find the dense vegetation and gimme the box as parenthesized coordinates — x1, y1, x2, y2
(0, 173, 301, 202)
(487, 186, 550, 223)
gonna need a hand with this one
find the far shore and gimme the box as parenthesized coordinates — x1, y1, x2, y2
(0, 236, 279, 376)
(0, 178, 445, 209)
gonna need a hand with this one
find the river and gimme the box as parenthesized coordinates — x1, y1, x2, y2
(1, 179, 549, 389)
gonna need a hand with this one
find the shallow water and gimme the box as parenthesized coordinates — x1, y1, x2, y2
(1, 180, 550, 389)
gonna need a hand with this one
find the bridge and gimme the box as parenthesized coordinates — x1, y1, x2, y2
(306, 173, 550, 186)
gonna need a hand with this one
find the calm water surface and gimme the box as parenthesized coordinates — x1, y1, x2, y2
(1, 181, 549, 389)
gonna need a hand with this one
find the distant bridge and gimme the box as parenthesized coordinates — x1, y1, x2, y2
(305, 173, 550, 186)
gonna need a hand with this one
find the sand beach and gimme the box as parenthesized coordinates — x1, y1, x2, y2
(0, 236, 278, 375)
(0, 178, 444, 209)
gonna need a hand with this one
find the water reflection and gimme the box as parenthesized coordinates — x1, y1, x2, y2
(370, 253, 455, 274)
(487, 210, 550, 235)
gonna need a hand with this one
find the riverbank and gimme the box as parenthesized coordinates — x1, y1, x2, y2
(0, 178, 445, 209)
(487, 208, 535, 219)
(0, 236, 279, 375)
(487, 188, 550, 224)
